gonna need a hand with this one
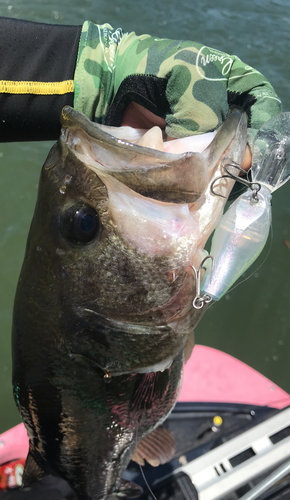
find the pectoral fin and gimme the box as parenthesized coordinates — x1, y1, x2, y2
(132, 426, 175, 467)
(111, 479, 144, 498)
(22, 449, 45, 486)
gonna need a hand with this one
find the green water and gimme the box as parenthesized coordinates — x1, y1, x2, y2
(0, 0, 289, 433)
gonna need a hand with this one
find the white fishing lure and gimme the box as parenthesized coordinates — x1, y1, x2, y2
(200, 112, 290, 302)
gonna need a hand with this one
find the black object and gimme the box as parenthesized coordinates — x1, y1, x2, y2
(0, 17, 81, 141)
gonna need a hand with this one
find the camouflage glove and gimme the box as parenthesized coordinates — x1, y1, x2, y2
(74, 21, 281, 148)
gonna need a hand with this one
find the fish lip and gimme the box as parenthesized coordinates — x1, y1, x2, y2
(61, 106, 184, 161)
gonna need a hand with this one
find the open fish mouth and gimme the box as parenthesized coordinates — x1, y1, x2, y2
(61, 105, 211, 205)
(59, 104, 247, 287)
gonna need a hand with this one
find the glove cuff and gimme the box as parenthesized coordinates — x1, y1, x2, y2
(74, 21, 124, 121)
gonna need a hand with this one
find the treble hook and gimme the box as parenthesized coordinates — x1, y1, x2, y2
(192, 255, 214, 309)
(210, 157, 261, 202)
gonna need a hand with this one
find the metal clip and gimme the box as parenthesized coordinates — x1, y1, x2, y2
(192, 255, 214, 309)
(210, 157, 261, 202)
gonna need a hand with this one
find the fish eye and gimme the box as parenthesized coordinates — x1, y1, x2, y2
(62, 205, 101, 245)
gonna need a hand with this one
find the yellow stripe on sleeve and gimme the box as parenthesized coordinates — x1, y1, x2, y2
(0, 80, 74, 95)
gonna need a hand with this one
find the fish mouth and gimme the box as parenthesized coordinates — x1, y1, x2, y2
(60, 105, 210, 204)
(59, 107, 248, 261)
(96, 122, 216, 155)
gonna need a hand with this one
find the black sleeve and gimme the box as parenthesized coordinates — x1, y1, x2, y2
(0, 17, 81, 142)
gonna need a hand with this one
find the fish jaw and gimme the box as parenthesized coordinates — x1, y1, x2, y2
(61, 105, 210, 204)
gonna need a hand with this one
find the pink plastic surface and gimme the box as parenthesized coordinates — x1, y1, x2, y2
(1, 345, 289, 465)
(179, 344, 290, 408)
(0, 423, 29, 464)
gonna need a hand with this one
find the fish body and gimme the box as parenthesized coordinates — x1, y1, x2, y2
(12, 107, 247, 499)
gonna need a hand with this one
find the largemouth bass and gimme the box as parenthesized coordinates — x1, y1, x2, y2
(12, 106, 247, 499)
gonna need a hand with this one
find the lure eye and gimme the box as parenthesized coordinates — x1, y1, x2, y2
(62, 205, 101, 245)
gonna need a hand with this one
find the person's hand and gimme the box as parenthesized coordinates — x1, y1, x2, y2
(74, 22, 281, 171)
